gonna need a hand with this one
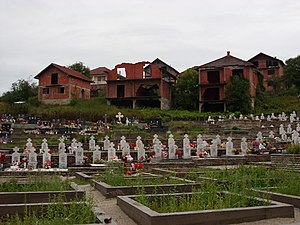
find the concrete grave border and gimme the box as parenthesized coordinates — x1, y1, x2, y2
(117, 192, 294, 225)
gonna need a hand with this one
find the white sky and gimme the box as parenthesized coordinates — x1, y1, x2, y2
(1, 0, 300, 94)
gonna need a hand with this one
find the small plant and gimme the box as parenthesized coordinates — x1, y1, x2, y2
(286, 144, 300, 154)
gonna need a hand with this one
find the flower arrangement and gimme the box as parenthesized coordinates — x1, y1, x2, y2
(19, 156, 28, 168)
(44, 159, 51, 169)
(232, 148, 241, 154)
(199, 151, 209, 158)
(175, 149, 182, 157)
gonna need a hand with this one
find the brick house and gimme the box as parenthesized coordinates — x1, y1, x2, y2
(248, 52, 285, 91)
(106, 58, 179, 110)
(34, 63, 92, 105)
(90, 67, 111, 95)
(198, 51, 258, 112)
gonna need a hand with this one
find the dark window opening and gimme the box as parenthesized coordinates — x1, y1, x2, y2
(58, 87, 65, 94)
(202, 102, 224, 112)
(117, 85, 125, 98)
(252, 61, 259, 67)
(81, 89, 85, 98)
(51, 73, 58, 84)
(266, 60, 278, 67)
(203, 88, 220, 101)
(232, 69, 243, 77)
(207, 71, 220, 83)
(43, 88, 49, 94)
(267, 69, 275, 75)
(136, 84, 159, 97)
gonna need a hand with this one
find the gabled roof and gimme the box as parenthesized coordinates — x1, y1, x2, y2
(200, 51, 254, 68)
(150, 58, 180, 74)
(248, 52, 285, 65)
(34, 63, 92, 82)
(90, 67, 111, 75)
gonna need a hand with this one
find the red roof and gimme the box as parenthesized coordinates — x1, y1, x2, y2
(200, 51, 254, 68)
(90, 67, 111, 75)
(34, 63, 92, 82)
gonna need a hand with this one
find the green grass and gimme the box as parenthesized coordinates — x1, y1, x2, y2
(0, 175, 72, 192)
(1, 198, 97, 225)
(136, 183, 269, 213)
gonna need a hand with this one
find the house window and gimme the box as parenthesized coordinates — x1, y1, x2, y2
(43, 88, 49, 94)
(51, 73, 58, 84)
(58, 87, 65, 94)
(232, 69, 244, 77)
(207, 71, 220, 83)
(117, 85, 125, 98)
(267, 69, 275, 75)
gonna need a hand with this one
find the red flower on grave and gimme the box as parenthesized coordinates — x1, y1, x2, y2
(0, 153, 6, 163)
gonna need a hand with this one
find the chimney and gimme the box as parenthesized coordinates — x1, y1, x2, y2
(227, 51, 230, 56)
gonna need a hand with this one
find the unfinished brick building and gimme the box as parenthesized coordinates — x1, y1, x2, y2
(106, 58, 179, 110)
(198, 51, 258, 112)
(90, 67, 111, 95)
(35, 63, 92, 105)
(248, 52, 285, 91)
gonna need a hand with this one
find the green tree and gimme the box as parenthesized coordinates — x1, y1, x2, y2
(283, 55, 300, 90)
(225, 75, 252, 114)
(174, 68, 199, 110)
(0, 79, 38, 104)
(68, 62, 91, 78)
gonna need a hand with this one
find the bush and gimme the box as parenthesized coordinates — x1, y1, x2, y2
(287, 145, 300, 154)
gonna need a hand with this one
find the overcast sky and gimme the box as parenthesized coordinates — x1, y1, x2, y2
(0, 0, 299, 95)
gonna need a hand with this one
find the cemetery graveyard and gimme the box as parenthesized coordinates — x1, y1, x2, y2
(1, 112, 300, 224)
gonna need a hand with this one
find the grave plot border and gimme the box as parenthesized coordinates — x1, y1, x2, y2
(252, 189, 300, 208)
(0, 190, 85, 204)
(0, 202, 111, 224)
(93, 179, 201, 198)
(117, 192, 294, 225)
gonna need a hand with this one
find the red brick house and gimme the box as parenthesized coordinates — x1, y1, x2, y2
(248, 52, 284, 91)
(198, 51, 258, 112)
(34, 63, 92, 105)
(106, 58, 179, 109)
(90, 67, 111, 95)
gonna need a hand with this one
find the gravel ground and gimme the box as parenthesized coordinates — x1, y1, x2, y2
(79, 184, 300, 225)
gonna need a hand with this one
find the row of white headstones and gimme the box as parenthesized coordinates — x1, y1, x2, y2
(10, 122, 300, 169)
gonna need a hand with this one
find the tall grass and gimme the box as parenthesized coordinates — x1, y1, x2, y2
(2, 197, 97, 225)
(0, 175, 72, 192)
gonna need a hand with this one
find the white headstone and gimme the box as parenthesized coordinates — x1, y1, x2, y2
(271, 113, 276, 119)
(241, 137, 248, 155)
(103, 136, 110, 151)
(226, 137, 233, 156)
(281, 130, 287, 142)
(287, 124, 293, 134)
(279, 124, 285, 135)
(297, 123, 300, 132)
(59, 144, 68, 169)
(154, 141, 162, 159)
(92, 145, 101, 163)
(40, 138, 49, 154)
(182, 134, 191, 159)
(11, 147, 20, 165)
(269, 131, 275, 139)
(42, 146, 51, 168)
(58, 137, 65, 153)
(255, 116, 260, 121)
(89, 136, 96, 151)
(153, 134, 159, 145)
(257, 131, 263, 141)
(215, 135, 221, 146)
(116, 112, 124, 123)
(70, 138, 77, 154)
(107, 142, 116, 161)
(266, 115, 271, 121)
(260, 113, 265, 120)
(28, 147, 37, 169)
(136, 136, 145, 161)
(210, 139, 218, 157)
(196, 134, 205, 155)
(75, 142, 84, 165)
(168, 134, 177, 159)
